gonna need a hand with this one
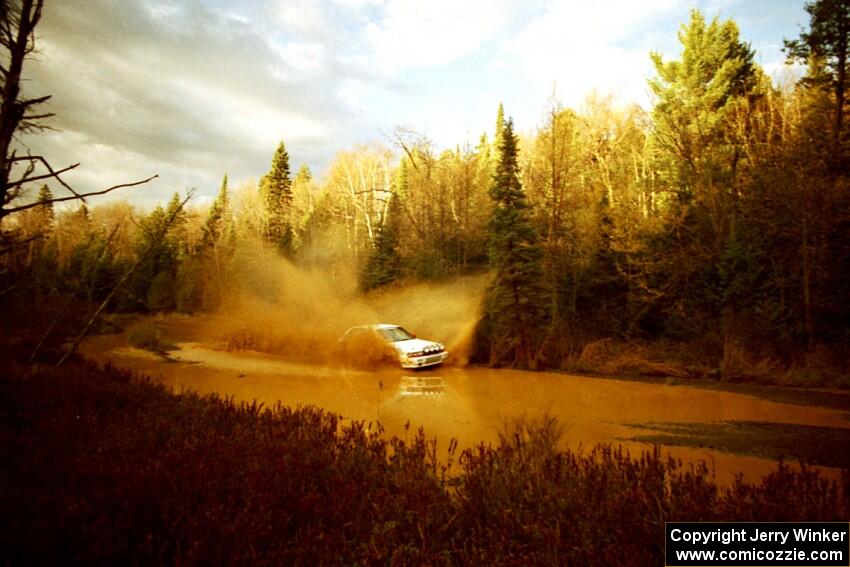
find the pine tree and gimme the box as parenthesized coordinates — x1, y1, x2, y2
(122, 194, 186, 312)
(649, 10, 760, 250)
(261, 141, 293, 253)
(294, 163, 312, 185)
(494, 102, 506, 146)
(785, 0, 850, 169)
(35, 185, 54, 226)
(397, 158, 410, 199)
(20, 184, 56, 273)
(201, 174, 230, 248)
(650, 11, 771, 365)
(478, 117, 549, 368)
(492, 103, 506, 167)
(77, 203, 90, 224)
(361, 191, 403, 292)
(651, 16, 758, 197)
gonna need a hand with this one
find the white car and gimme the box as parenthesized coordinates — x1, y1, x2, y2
(342, 324, 448, 369)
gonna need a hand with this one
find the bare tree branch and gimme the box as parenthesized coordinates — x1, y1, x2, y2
(56, 189, 193, 367)
(22, 112, 54, 120)
(29, 220, 123, 363)
(8, 161, 79, 189)
(5, 175, 158, 215)
(18, 93, 49, 108)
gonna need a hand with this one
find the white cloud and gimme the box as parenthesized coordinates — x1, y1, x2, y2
(18, 0, 356, 205)
(331, 0, 385, 8)
(364, 0, 511, 71)
(504, 0, 680, 107)
(18, 0, 805, 212)
(276, 0, 329, 34)
(270, 41, 329, 75)
(168, 79, 330, 151)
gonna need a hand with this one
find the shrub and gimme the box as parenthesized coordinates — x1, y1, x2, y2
(126, 320, 161, 351)
(0, 359, 846, 564)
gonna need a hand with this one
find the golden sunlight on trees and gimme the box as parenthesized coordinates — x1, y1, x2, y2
(476, 117, 549, 368)
(260, 142, 294, 254)
(1, 4, 848, 383)
(785, 0, 850, 172)
(3, 3, 850, 562)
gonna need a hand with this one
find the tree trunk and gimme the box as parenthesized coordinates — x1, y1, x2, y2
(834, 15, 847, 171)
(802, 215, 814, 346)
(0, 0, 39, 212)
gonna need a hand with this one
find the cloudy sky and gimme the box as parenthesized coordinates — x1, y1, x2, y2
(18, 0, 808, 208)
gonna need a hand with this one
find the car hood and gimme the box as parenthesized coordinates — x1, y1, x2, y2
(391, 338, 442, 355)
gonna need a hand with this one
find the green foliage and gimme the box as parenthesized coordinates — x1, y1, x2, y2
(126, 320, 162, 351)
(121, 194, 187, 312)
(4, 8, 850, 378)
(494, 102, 505, 151)
(785, 0, 850, 71)
(479, 118, 550, 368)
(174, 255, 205, 313)
(575, 196, 630, 336)
(785, 0, 850, 169)
(650, 9, 757, 202)
(294, 162, 312, 185)
(65, 232, 120, 302)
(35, 184, 54, 225)
(261, 141, 294, 254)
(709, 228, 765, 313)
(361, 192, 403, 291)
(146, 270, 175, 312)
(396, 157, 409, 198)
(201, 174, 230, 248)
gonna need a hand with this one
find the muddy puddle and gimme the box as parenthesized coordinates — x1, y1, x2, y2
(82, 328, 850, 486)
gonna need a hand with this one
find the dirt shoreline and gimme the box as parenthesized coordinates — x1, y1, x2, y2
(80, 315, 850, 485)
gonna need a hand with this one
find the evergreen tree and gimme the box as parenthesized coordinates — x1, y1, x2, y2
(122, 196, 186, 312)
(478, 118, 549, 368)
(648, 9, 760, 274)
(294, 163, 312, 185)
(649, 11, 779, 362)
(261, 141, 293, 253)
(397, 158, 410, 199)
(650, 10, 758, 211)
(494, 102, 506, 145)
(66, 232, 117, 303)
(201, 174, 230, 247)
(290, 164, 316, 252)
(35, 184, 54, 227)
(492, 103, 506, 167)
(77, 203, 91, 224)
(785, 0, 850, 169)
(18, 184, 55, 269)
(361, 192, 403, 292)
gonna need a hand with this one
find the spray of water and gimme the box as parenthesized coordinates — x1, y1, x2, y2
(202, 242, 488, 367)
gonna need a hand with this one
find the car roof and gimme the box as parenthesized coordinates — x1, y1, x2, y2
(343, 324, 400, 333)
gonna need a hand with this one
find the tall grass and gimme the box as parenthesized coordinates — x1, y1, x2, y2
(560, 337, 850, 388)
(1, 359, 846, 564)
(126, 320, 162, 351)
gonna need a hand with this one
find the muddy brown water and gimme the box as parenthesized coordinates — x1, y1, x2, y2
(81, 329, 850, 486)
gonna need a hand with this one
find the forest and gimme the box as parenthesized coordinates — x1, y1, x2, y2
(2, 1, 850, 564)
(2, 5, 850, 378)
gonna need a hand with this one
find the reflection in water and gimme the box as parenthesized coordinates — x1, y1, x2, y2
(397, 375, 445, 398)
(81, 333, 850, 485)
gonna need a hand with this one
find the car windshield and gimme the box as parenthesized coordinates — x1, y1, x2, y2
(378, 327, 415, 342)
